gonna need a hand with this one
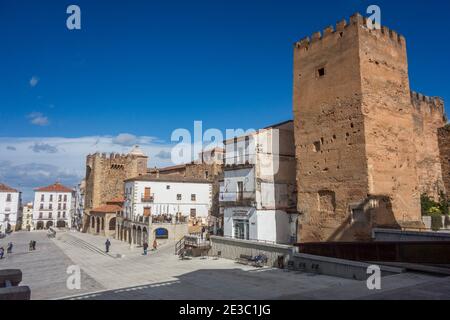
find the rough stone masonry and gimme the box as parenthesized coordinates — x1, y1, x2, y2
(293, 13, 447, 242)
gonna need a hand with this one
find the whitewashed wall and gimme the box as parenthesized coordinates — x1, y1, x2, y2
(0, 191, 20, 229)
(32, 191, 73, 227)
(125, 180, 212, 220)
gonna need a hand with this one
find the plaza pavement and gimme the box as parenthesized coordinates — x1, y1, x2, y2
(1, 230, 450, 300)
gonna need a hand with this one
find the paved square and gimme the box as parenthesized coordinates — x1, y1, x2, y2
(1, 230, 450, 300)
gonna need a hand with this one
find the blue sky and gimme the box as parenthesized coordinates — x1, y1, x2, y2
(1, 0, 449, 200)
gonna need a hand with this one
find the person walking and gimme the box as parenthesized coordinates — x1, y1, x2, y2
(105, 239, 111, 253)
(201, 226, 205, 240)
(0, 247, 4, 259)
(6, 242, 13, 254)
(29, 240, 33, 251)
(152, 239, 157, 251)
(143, 242, 148, 255)
(32, 240, 36, 251)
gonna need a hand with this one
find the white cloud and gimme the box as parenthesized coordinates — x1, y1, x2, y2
(112, 133, 158, 146)
(27, 112, 49, 126)
(29, 142, 58, 154)
(29, 76, 39, 87)
(0, 135, 175, 202)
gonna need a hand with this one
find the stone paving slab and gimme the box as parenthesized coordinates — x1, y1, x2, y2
(3, 230, 450, 300)
(0, 231, 104, 299)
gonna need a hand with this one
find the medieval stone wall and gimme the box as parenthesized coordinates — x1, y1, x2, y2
(358, 17, 421, 229)
(84, 152, 148, 213)
(293, 13, 447, 242)
(293, 15, 369, 242)
(411, 93, 446, 200)
(438, 126, 450, 198)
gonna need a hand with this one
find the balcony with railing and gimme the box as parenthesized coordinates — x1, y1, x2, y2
(219, 191, 256, 206)
(141, 193, 154, 203)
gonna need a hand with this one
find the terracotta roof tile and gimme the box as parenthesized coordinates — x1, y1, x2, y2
(91, 204, 122, 213)
(0, 183, 18, 193)
(35, 182, 73, 193)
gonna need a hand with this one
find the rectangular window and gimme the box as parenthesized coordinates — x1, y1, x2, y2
(63, 212, 66, 218)
(237, 181, 244, 201)
(144, 187, 151, 199)
(40, 203, 44, 210)
(317, 67, 326, 77)
(166, 185, 170, 190)
(191, 194, 196, 201)
(63, 204, 67, 210)
(177, 194, 182, 201)
(58, 203, 61, 210)
(49, 204, 53, 210)
(58, 212, 61, 218)
(64, 195, 67, 202)
(41, 194, 45, 202)
(6, 194, 11, 202)
(143, 207, 151, 217)
(48, 212, 52, 219)
(50, 195, 53, 202)
(58, 195, 62, 202)
(39, 212, 43, 219)
(190, 208, 196, 218)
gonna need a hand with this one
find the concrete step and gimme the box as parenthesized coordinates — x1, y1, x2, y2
(55, 234, 115, 258)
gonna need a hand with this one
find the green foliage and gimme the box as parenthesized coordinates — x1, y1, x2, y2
(421, 193, 449, 216)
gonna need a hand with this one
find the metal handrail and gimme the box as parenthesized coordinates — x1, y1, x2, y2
(216, 234, 277, 245)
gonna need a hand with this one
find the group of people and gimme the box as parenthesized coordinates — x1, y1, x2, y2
(142, 239, 158, 255)
(104, 238, 158, 256)
(29, 240, 37, 251)
(0, 242, 14, 259)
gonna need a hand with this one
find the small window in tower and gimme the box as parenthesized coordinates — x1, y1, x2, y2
(318, 68, 326, 77)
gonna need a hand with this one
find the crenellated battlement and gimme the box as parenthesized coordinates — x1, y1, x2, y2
(411, 91, 445, 116)
(294, 12, 406, 51)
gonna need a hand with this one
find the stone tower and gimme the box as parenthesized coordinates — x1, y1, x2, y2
(84, 146, 148, 225)
(293, 13, 446, 242)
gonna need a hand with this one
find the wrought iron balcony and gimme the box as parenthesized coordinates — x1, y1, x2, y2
(219, 191, 256, 206)
(141, 194, 154, 203)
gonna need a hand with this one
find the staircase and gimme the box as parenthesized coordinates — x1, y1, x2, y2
(55, 233, 116, 258)
(175, 237, 185, 255)
(175, 235, 211, 257)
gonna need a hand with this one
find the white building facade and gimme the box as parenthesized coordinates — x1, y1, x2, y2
(32, 182, 74, 230)
(124, 176, 212, 224)
(220, 121, 298, 244)
(0, 183, 22, 232)
(21, 203, 33, 231)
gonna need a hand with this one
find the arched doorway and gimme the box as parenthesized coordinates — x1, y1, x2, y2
(109, 217, 116, 231)
(36, 221, 44, 230)
(96, 217, 100, 234)
(46, 221, 53, 229)
(56, 220, 66, 228)
(155, 228, 169, 239)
